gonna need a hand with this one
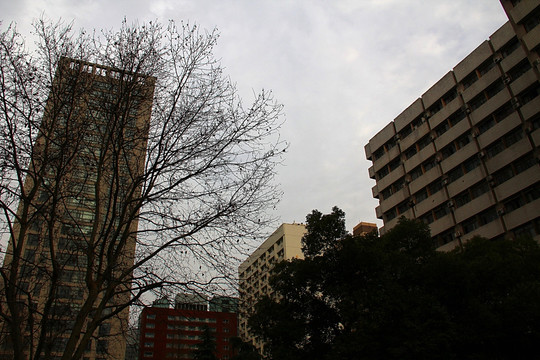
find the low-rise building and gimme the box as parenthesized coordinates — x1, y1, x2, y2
(138, 296, 238, 360)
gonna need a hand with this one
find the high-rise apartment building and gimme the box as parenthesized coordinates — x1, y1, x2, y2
(238, 224, 306, 350)
(365, 2, 540, 250)
(0, 57, 154, 359)
(237, 223, 306, 350)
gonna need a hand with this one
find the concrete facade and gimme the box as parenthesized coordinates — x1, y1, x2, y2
(237, 223, 306, 350)
(365, 2, 540, 250)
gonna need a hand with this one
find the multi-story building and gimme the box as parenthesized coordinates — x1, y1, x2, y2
(365, 3, 540, 250)
(0, 57, 154, 359)
(138, 299, 238, 360)
(237, 223, 306, 350)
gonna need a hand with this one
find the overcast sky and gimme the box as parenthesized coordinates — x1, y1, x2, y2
(1, 0, 508, 232)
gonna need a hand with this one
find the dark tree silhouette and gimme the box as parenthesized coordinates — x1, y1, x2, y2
(250, 211, 540, 360)
(192, 326, 217, 360)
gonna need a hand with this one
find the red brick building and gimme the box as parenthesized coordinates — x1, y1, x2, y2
(138, 306, 238, 360)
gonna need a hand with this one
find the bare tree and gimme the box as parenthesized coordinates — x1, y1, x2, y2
(0, 18, 285, 360)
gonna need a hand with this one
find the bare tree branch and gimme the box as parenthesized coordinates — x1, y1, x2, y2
(0, 17, 285, 360)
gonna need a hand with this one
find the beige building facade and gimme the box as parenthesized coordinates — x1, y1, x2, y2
(238, 223, 307, 349)
(352, 222, 378, 237)
(365, 2, 540, 250)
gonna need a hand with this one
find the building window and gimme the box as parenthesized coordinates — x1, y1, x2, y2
(420, 211, 434, 225)
(146, 333, 154, 338)
(146, 323, 155, 329)
(433, 229, 455, 247)
(478, 208, 498, 226)
(26, 234, 40, 247)
(507, 60, 532, 82)
(462, 71, 479, 90)
(384, 208, 397, 222)
(485, 127, 524, 159)
(519, 83, 540, 105)
(373, 147, 385, 160)
(396, 201, 409, 215)
(427, 179, 443, 195)
(409, 166, 423, 181)
(441, 142, 456, 160)
(98, 323, 110, 336)
(435, 121, 450, 137)
(442, 88, 458, 105)
(377, 165, 390, 180)
(478, 58, 496, 76)
(433, 204, 449, 220)
(415, 188, 428, 204)
(500, 37, 520, 59)
(144, 352, 153, 358)
(96, 340, 108, 354)
(523, 9, 540, 32)
(404, 145, 417, 160)
(463, 156, 480, 173)
(147, 314, 156, 320)
(513, 219, 540, 239)
(455, 191, 472, 208)
(462, 216, 479, 234)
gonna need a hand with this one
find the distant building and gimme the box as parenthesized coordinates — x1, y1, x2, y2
(365, 2, 540, 250)
(352, 222, 378, 237)
(153, 298, 171, 309)
(209, 296, 238, 313)
(138, 304, 237, 360)
(238, 223, 307, 351)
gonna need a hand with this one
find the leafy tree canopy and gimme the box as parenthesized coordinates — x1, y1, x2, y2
(192, 326, 218, 360)
(249, 211, 540, 360)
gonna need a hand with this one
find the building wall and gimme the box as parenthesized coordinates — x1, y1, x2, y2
(138, 307, 238, 360)
(365, 9, 540, 250)
(237, 223, 306, 350)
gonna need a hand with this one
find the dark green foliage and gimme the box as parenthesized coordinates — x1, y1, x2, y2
(230, 337, 262, 360)
(192, 326, 218, 360)
(249, 211, 540, 360)
(302, 206, 348, 258)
